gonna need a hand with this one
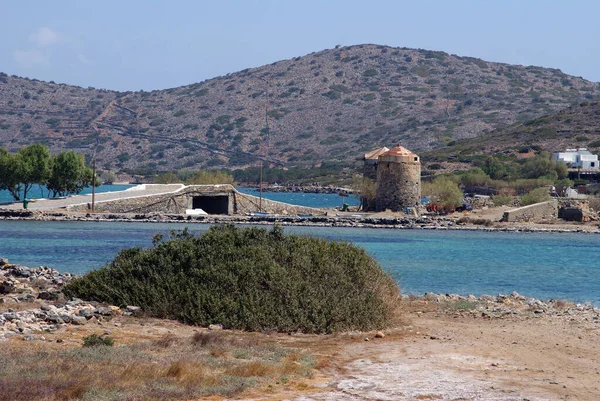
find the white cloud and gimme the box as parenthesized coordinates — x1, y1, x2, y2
(14, 49, 49, 68)
(29, 26, 62, 47)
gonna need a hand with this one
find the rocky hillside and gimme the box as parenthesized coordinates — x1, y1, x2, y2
(427, 100, 600, 162)
(1, 44, 599, 172)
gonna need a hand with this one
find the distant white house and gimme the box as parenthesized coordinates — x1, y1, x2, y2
(553, 148, 599, 170)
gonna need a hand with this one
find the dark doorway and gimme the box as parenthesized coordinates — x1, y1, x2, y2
(192, 195, 229, 214)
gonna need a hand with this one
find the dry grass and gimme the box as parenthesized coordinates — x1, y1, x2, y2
(0, 330, 318, 401)
(0, 299, 45, 312)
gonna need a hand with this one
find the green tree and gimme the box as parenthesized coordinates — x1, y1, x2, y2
(520, 151, 566, 180)
(0, 148, 23, 200)
(423, 176, 463, 209)
(17, 144, 51, 200)
(47, 151, 93, 197)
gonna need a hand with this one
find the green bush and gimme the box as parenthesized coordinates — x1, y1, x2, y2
(492, 194, 513, 206)
(520, 187, 551, 206)
(83, 334, 114, 347)
(64, 225, 400, 334)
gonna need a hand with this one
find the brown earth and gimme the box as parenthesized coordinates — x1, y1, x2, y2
(3, 299, 599, 401)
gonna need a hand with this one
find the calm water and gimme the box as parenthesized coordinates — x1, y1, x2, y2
(1, 186, 358, 209)
(236, 187, 360, 208)
(0, 184, 134, 204)
(1, 220, 599, 304)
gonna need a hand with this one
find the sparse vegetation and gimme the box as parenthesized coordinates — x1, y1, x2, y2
(0, 331, 317, 401)
(82, 334, 114, 347)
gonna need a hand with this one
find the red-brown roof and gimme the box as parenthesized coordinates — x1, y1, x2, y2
(380, 145, 417, 157)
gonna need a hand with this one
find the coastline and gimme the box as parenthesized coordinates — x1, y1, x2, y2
(1, 207, 599, 234)
(2, 256, 599, 342)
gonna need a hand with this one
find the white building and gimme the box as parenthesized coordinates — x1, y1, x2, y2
(553, 148, 599, 170)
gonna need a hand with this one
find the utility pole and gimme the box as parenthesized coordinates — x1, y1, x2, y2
(91, 135, 99, 212)
(258, 78, 269, 212)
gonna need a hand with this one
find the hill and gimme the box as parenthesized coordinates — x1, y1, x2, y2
(426, 100, 600, 163)
(1, 44, 599, 173)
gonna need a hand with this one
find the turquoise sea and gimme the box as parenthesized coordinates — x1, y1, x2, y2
(1, 220, 598, 305)
(236, 187, 360, 208)
(0, 184, 134, 204)
(1, 186, 359, 209)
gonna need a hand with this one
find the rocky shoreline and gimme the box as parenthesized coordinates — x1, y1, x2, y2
(2, 257, 599, 342)
(2, 208, 599, 233)
(240, 185, 354, 194)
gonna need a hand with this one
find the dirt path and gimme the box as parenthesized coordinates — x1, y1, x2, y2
(290, 311, 600, 401)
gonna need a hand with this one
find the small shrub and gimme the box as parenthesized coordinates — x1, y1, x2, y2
(64, 225, 400, 333)
(492, 194, 513, 206)
(83, 334, 114, 347)
(520, 187, 551, 206)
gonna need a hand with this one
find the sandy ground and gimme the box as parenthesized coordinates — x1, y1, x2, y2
(290, 314, 600, 401)
(5, 301, 599, 401)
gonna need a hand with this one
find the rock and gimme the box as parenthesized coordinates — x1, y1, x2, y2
(374, 331, 385, 339)
(59, 313, 72, 324)
(108, 305, 121, 315)
(23, 335, 36, 341)
(79, 308, 94, 318)
(46, 315, 63, 324)
(95, 307, 113, 316)
(38, 291, 59, 301)
(3, 313, 17, 321)
(40, 305, 55, 312)
(0, 258, 8, 266)
(208, 324, 223, 331)
(125, 305, 141, 314)
(0, 282, 14, 294)
(71, 316, 87, 325)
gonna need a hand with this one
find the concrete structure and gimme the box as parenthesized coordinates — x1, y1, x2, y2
(362, 147, 389, 180)
(60, 184, 323, 216)
(375, 145, 421, 212)
(501, 200, 558, 222)
(553, 148, 599, 170)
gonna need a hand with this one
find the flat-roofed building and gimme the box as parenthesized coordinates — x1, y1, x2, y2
(553, 148, 599, 170)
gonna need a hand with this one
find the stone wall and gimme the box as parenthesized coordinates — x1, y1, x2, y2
(232, 191, 322, 215)
(501, 200, 558, 222)
(68, 185, 322, 216)
(375, 161, 421, 212)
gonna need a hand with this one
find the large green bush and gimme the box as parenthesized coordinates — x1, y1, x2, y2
(64, 225, 400, 333)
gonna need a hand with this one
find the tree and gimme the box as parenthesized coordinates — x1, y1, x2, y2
(153, 172, 180, 184)
(0, 148, 23, 200)
(47, 151, 93, 197)
(423, 176, 463, 209)
(520, 151, 566, 180)
(17, 144, 51, 200)
(352, 176, 376, 211)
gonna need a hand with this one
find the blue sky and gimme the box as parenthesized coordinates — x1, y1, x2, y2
(2, 0, 599, 91)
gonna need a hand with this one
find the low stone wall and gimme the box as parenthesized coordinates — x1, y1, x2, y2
(68, 185, 323, 216)
(232, 191, 322, 215)
(501, 200, 558, 222)
(68, 185, 234, 214)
